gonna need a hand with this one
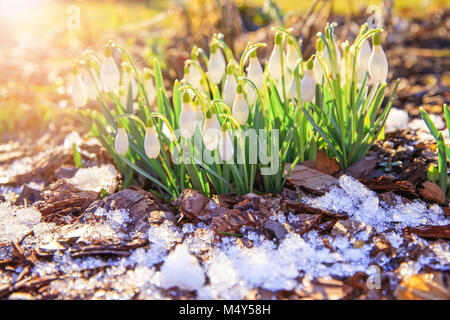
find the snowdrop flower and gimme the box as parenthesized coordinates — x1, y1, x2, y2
(288, 77, 299, 101)
(247, 51, 264, 90)
(71, 64, 88, 108)
(100, 45, 120, 93)
(162, 122, 174, 142)
(286, 38, 300, 71)
(144, 69, 157, 105)
(144, 123, 160, 159)
(313, 39, 327, 83)
(179, 92, 195, 138)
(222, 64, 237, 107)
(300, 59, 317, 103)
(268, 33, 283, 81)
(232, 84, 249, 125)
(208, 43, 226, 85)
(368, 33, 388, 83)
(192, 98, 204, 127)
(218, 126, 233, 161)
(122, 63, 138, 100)
(114, 126, 129, 156)
(83, 60, 101, 100)
(184, 63, 203, 91)
(357, 39, 371, 72)
(202, 110, 221, 150)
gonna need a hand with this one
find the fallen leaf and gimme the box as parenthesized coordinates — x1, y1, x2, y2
(285, 164, 338, 195)
(418, 181, 446, 204)
(315, 149, 340, 176)
(395, 273, 450, 300)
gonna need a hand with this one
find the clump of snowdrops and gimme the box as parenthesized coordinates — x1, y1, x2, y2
(71, 22, 397, 200)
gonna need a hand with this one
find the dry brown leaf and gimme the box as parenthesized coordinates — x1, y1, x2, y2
(315, 149, 340, 176)
(344, 152, 378, 179)
(285, 164, 338, 195)
(418, 181, 446, 204)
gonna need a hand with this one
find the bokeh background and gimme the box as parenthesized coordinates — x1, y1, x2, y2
(0, 0, 448, 139)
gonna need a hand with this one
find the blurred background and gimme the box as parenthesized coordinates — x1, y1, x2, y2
(0, 0, 448, 140)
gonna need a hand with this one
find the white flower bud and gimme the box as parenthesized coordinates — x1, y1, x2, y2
(219, 130, 234, 161)
(301, 68, 316, 103)
(71, 74, 88, 107)
(114, 127, 129, 156)
(100, 56, 120, 93)
(232, 87, 249, 125)
(146, 77, 157, 105)
(144, 126, 160, 159)
(202, 113, 220, 150)
(245, 84, 257, 106)
(286, 41, 299, 71)
(268, 44, 282, 81)
(223, 74, 237, 107)
(161, 122, 174, 142)
(247, 56, 264, 90)
(83, 69, 100, 100)
(368, 44, 388, 83)
(208, 47, 226, 85)
(288, 78, 299, 101)
(179, 101, 195, 139)
(357, 39, 371, 72)
(192, 100, 204, 127)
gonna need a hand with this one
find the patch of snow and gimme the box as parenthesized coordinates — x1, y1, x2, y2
(159, 244, 205, 291)
(69, 164, 118, 193)
(0, 203, 41, 242)
(385, 108, 409, 132)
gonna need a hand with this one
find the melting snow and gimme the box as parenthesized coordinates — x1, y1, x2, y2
(385, 108, 409, 132)
(69, 164, 118, 193)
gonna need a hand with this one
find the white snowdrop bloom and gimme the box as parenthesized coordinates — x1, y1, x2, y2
(232, 85, 249, 125)
(179, 93, 195, 138)
(357, 39, 371, 72)
(71, 70, 88, 108)
(161, 122, 174, 142)
(245, 84, 257, 106)
(192, 99, 204, 127)
(300, 60, 317, 103)
(144, 125, 160, 159)
(368, 34, 388, 83)
(184, 63, 203, 91)
(268, 33, 283, 80)
(146, 77, 157, 105)
(202, 112, 221, 150)
(288, 77, 300, 101)
(219, 129, 234, 161)
(114, 127, 129, 156)
(247, 53, 264, 90)
(286, 40, 300, 71)
(122, 66, 138, 100)
(100, 46, 120, 93)
(83, 68, 100, 100)
(208, 44, 226, 85)
(313, 56, 325, 83)
(223, 70, 237, 107)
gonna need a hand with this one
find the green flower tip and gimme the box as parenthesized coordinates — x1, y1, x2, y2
(184, 64, 190, 74)
(193, 98, 199, 106)
(372, 33, 381, 46)
(316, 38, 324, 52)
(250, 50, 257, 58)
(146, 118, 154, 128)
(205, 110, 212, 119)
(117, 121, 124, 129)
(306, 58, 314, 70)
(105, 45, 113, 57)
(210, 42, 219, 54)
(143, 68, 152, 80)
(226, 63, 235, 75)
(427, 164, 438, 182)
(236, 84, 243, 94)
(191, 47, 199, 60)
(221, 123, 227, 132)
(182, 91, 190, 103)
(274, 33, 283, 46)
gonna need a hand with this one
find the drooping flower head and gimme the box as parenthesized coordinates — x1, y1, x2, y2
(179, 91, 196, 138)
(122, 62, 138, 100)
(208, 42, 226, 85)
(223, 63, 237, 107)
(202, 109, 221, 151)
(83, 58, 101, 100)
(144, 118, 160, 159)
(368, 33, 388, 83)
(100, 44, 120, 93)
(232, 84, 249, 125)
(268, 32, 283, 81)
(301, 58, 317, 103)
(114, 123, 129, 156)
(286, 38, 300, 72)
(143, 68, 157, 106)
(218, 124, 234, 161)
(71, 62, 87, 108)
